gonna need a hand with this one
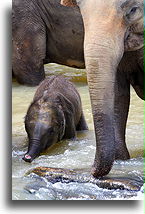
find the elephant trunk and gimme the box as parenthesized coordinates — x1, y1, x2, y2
(23, 139, 41, 163)
(84, 30, 125, 177)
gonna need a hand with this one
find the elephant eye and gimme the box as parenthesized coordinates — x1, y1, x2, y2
(125, 6, 141, 23)
(129, 7, 138, 15)
(126, 6, 139, 18)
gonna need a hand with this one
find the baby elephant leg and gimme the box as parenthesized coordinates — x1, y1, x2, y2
(76, 113, 88, 131)
(64, 118, 76, 139)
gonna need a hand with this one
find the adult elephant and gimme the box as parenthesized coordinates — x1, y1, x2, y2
(61, 0, 144, 177)
(12, 0, 85, 85)
(12, 0, 144, 177)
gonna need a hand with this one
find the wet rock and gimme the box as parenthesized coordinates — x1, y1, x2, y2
(25, 167, 143, 192)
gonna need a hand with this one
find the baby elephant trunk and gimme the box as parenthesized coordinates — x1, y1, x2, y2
(23, 139, 41, 163)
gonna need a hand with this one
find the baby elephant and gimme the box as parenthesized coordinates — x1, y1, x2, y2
(23, 75, 88, 162)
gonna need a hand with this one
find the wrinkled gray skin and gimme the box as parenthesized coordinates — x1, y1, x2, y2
(12, 0, 85, 85)
(23, 76, 88, 162)
(13, 0, 144, 176)
(62, 0, 144, 177)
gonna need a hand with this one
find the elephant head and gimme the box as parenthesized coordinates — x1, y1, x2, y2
(61, 0, 143, 177)
(23, 100, 65, 162)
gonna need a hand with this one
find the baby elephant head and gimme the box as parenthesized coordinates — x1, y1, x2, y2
(23, 100, 65, 163)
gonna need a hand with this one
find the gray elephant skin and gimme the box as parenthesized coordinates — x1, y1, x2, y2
(23, 75, 88, 162)
(12, 0, 144, 176)
(12, 0, 84, 85)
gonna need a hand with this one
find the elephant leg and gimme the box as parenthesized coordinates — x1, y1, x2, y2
(64, 117, 76, 139)
(114, 70, 130, 160)
(129, 69, 144, 100)
(12, 28, 46, 86)
(76, 113, 88, 131)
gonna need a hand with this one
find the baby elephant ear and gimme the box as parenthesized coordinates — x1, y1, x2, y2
(61, 0, 77, 7)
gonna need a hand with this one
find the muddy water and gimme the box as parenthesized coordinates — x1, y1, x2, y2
(12, 64, 144, 200)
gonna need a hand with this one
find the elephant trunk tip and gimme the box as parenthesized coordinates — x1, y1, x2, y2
(91, 164, 113, 178)
(22, 154, 33, 163)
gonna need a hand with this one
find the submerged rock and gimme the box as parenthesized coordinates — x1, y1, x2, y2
(25, 167, 143, 192)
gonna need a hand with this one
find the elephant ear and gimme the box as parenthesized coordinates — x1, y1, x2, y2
(125, 18, 144, 51)
(60, 0, 77, 7)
